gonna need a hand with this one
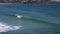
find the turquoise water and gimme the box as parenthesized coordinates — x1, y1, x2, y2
(0, 4, 60, 34)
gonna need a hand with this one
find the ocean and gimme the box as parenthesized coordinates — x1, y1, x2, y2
(0, 4, 60, 34)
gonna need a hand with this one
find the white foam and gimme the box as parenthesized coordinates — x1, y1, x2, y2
(17, 16, 22, 18)
(0, 22, 22, 32)
(15, 14, 22, 19)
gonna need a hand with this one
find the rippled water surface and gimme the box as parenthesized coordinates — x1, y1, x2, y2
(0, 4, 60, 34)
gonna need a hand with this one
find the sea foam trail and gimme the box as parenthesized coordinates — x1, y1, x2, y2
(0, 22, 22, 32)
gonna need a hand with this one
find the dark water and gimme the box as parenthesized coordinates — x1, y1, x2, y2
(0, 4, 60, 34)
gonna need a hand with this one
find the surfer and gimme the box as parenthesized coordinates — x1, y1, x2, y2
(15, 14, 22, 19)
(17, 15, 22, 19)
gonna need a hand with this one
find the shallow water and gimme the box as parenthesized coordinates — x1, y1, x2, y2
(0, 4, 60, 34)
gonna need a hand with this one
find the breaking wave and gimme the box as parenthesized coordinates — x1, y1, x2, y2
(0, 22, 22, 32)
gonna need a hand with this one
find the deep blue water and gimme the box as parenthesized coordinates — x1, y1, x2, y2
(0, 4, 60, 34)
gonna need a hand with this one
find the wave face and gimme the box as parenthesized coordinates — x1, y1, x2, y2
(0, 4, 60, 34)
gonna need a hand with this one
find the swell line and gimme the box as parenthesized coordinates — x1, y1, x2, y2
(2, 13, 60, 26)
